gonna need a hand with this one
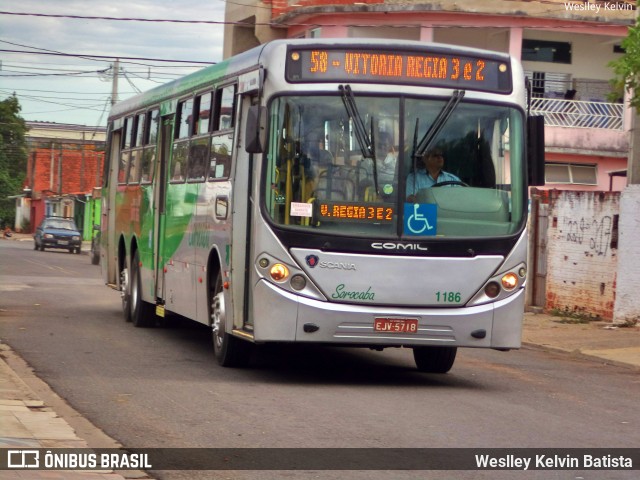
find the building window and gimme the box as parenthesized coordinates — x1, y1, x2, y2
(525, 71, 571, 99)
(522, 39, 572, 64)
(545, 163, 597, 185)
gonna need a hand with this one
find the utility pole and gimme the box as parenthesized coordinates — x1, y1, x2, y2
(111, 59, 119, 106)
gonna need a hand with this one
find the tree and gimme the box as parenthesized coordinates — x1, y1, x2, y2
(0, 95, 28, 229)
(609, 3, 640, 107)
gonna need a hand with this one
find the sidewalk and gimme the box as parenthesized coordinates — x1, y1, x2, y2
(0, 346, 147, 479)
(1, 230, 143, 477)
(523, 310, 640, 369)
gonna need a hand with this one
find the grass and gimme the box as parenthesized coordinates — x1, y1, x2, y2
(550, 307, 601, 324)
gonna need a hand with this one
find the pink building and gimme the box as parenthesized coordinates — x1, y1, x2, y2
(224, 0, 635, 191)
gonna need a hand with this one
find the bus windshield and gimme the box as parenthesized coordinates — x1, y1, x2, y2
(263, 93, 525, 239)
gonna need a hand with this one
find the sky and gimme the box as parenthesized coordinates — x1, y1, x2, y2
(0, 0, 229, 128)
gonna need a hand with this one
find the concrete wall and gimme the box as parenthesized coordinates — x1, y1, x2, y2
(545, 190, 619, 320)
(613, 185, 640, 325)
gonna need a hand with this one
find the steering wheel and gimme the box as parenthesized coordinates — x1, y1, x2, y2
(432, 180, 469, 187)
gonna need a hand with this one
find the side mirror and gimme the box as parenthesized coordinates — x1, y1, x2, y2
(245, 105, 266, 154)
(527, 115, 545, 186)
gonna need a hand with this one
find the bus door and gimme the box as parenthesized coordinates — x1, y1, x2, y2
(102, 129, 121, 286)
(154, 116, 174, 302)
(229, 92, 259, 333)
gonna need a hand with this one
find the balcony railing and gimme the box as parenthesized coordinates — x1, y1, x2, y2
(529, 98, 624, 130)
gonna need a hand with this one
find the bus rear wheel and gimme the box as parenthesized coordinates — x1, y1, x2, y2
(130, 250, 156, 328)
(413, 346, 457, 373)
(210, 272, 251, 367)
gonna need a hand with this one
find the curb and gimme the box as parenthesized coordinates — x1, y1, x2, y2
(521, 341, 640, 371)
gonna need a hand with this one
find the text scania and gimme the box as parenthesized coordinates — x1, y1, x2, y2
(319, 261, 356, 270)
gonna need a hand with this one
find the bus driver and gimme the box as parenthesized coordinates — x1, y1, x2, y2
(406, 147, 461, 202)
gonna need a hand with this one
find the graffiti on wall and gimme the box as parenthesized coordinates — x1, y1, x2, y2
(563, 214, 615, 257)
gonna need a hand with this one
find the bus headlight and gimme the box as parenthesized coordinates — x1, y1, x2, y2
(255, 252, 325, 301)
(469, 262, 527, 306)
(270, 263, 289, 282)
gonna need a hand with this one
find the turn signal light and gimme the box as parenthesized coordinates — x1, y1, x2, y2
(270, 263, 289, 281)
(501, 272, 518, 290)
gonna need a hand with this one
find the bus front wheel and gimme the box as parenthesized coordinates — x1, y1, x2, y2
(413, 346, 457, 373)
(210, 273, 251, 367)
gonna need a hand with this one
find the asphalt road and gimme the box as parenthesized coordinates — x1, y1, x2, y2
(1, 239, 639, 480)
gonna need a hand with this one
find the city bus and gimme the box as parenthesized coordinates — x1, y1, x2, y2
(101, 38, 545, 373)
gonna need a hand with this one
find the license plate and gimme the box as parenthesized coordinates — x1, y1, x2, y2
(373, 317, 419, 333)
(58, 240, 69, 245)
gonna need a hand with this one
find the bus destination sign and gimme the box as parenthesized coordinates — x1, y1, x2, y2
(317, 201, 395, 223)
(286, 47, 512, 93)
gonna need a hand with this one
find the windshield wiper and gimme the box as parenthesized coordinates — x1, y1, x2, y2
(410, 90, 465, 197)
(413, 89, 465, 160)
(339, 84, 379, 196)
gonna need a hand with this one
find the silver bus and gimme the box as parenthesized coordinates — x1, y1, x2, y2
(102, 38, 545, 374)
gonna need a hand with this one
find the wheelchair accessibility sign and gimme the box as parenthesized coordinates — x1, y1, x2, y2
(404, 203, 437, 236)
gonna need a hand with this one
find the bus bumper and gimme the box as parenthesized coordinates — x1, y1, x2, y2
(252, 280, 524, 349)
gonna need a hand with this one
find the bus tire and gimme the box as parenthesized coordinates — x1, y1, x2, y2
(210, 272, 251, 367)
(131, 250, 155, 328)
(413, 346, 457, 373)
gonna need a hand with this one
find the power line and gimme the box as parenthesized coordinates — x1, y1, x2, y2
(0, 48, 215, 64)
(0, 39, 214, 66)
(0, 10, 244, 25)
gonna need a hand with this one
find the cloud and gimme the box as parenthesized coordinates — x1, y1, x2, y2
(0, 0, 227, 126)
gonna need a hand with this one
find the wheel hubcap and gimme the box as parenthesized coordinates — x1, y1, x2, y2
(211, 290, 225, 349)
(120, 268, 129, 300)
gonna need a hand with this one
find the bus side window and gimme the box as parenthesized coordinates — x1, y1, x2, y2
(118, 151, 130, 184)
(195, 92, 212, 135)
(171, 142, 188, 183)
(118, 116, 134, 184)
(140, 109, 159, 184)
(172, 100, 193, 183)
(214, 85, 236, 131)
(128, 112, 146, 184)
(176, 99, 193, 139)
(127, 150, 141, 184)
(187, 137, 209, 182)
(208, 134, 233, 180)
(123, 116, 133, 149)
